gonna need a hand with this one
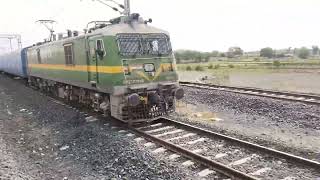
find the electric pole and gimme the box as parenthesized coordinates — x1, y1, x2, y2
(124, 0, 130, 16)
(0, 34, 22, 52)
(8, 37, 13, 51)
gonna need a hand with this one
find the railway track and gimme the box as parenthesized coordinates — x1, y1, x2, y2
(36, 94, 320, 179)
(180, 81, 320, 105)
(6, 75, 320, 179)
(39, 86, 320, 179)
(127, 118, 320, 179)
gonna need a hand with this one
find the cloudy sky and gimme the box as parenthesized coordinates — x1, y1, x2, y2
(0, 0, 319, 52)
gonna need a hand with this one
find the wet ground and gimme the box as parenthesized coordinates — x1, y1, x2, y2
(178, 69, 320, 94)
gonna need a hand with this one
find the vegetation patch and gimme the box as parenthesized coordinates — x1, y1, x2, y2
(214, 64, 220, 69)
(186, 66, 192, 71)
(273, 60, 281, 67)
(195, 65, 204, 71)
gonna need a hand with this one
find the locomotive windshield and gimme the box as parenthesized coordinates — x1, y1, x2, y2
(117, 33, 172, 57)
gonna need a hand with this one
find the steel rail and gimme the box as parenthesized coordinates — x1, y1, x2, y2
(179, 81, 320, 105)
(160, 117, 320, 170)
(129, 125, 258, 180)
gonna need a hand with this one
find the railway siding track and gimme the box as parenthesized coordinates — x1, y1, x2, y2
(129, 118, 320, 179)
(179, 81, 320, 105)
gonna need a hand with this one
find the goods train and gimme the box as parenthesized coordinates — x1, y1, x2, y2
(0, 12, 184, 123)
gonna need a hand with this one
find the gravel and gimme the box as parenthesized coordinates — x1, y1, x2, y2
(173, 86, 320, 161)
(142, 122, 320, 179)
(0, 74, 193, 180)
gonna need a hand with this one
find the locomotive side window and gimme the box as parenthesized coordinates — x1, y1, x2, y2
(37, 49, 41, 64)
(96, 40, 103, 51)
(64, 44, 74, 65)
(96, 39, 106, 58)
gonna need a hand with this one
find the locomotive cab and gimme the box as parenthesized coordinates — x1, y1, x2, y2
(100, 14, 184, 122)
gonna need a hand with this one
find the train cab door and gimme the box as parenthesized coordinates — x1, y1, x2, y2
(88, 37, 100, 86)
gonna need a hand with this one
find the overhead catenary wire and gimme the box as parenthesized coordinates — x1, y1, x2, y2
(94, 0, 121, 13)
(103, 0, 125, 9)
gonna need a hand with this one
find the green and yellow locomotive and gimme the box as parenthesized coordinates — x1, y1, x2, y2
(26, 13, 184, 123)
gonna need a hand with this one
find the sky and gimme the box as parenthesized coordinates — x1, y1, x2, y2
(0, 0, 320, 52)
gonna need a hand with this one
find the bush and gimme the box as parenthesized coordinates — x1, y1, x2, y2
(186, 66, 192, 71)
(220, 53, 226, 57)
(298, 47, 310, 59)
(228, 64, 235, 68)
(254, 57, 260, 61)
(195, 65, 204, 71)
(260, 47, 273, 58)
(208, 64, 214, 69)
(273, 60, 281, 67)
(214, 64, 220, 69)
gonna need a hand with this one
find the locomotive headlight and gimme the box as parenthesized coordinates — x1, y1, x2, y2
(148, 92, 160, 105)
(127, 93, 140, 106)
(123, 66, 131, 75)
(144, 63, 155, 72)
(174, 88, 184, 100)
(123, 60, 131, 75)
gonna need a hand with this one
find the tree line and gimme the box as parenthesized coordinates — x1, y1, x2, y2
(174, 50, 220, 63)
(174, 47, 244, 63)
(260, 46, 318, 59)
(174, 46, 319, 63)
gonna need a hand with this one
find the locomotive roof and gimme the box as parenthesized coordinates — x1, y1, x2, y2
(28, 22, 170, 50)
(93, 21, 170, 36)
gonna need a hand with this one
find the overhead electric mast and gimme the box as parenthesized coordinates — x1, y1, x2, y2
(0, 34, 22, 51)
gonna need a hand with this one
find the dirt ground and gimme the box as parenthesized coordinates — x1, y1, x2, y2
(178, 69, 320, 94)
